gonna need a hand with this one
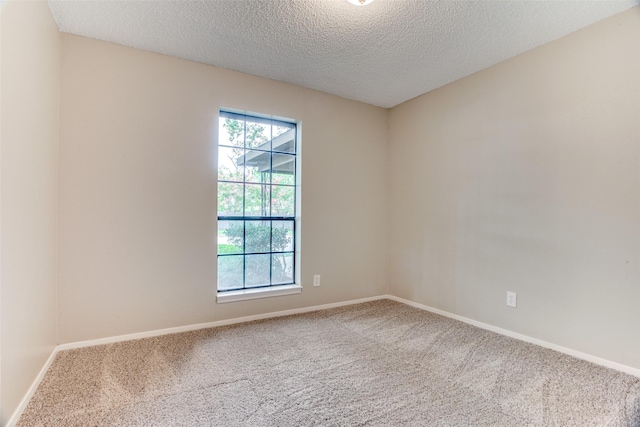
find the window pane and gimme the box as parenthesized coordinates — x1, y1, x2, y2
(219, 117, 244, 148)
(218, 112, 297, 292)
(218, 220, 243, 254)
(218, 183, 243, 216)
(272, 123, 295, 153)
(272, 221, 293, 252)
(272, 253, 294, 285)
(244, 150, 271, 184)
(245, 183, 270, 216)
(272, 153, 295, 185)
(272, 122, 294, 139)
(271, 185, 295, 217)
(218, 146, 244, 182)
(245, 254, 270, 287)
(245, 220, 271, 254)
(245, 118, 271, 150)
(218, 255, 243, 290)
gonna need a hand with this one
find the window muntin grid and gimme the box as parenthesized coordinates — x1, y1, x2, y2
(217, 111, 297, 292)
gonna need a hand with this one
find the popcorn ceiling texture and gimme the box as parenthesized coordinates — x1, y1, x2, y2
(47, 0, 638, 108)
(16, 300, 640, 426)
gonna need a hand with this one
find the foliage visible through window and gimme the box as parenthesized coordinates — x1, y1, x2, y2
(217, 111, 297, 291)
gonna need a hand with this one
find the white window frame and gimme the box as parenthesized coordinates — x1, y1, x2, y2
(216, 110, 301, 303)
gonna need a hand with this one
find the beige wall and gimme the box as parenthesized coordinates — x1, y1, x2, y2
(389, 8, 640, 369)
(58, 34, 389, 344)
(0, 0, 60, 424)
(2, 5, 638, 420)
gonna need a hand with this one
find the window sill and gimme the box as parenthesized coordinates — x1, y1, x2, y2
(217, 284, 302, 304)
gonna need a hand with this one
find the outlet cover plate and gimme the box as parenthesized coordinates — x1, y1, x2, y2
(507, 291, 517, 308)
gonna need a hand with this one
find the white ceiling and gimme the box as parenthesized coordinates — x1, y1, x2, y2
(48, 0, 638, 108)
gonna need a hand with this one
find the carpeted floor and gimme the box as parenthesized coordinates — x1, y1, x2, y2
(17, 300, 640, 426)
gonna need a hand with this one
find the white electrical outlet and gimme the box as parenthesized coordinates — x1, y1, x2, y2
(313, 275, 321, 287)
(506, 291, 517, 308)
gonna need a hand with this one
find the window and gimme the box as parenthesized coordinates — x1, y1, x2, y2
(217, 111, 298, 297)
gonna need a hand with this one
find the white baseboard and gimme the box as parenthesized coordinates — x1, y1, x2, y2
(57, 294, 388, 351)
(9, 292, 639, 425)
(386, 295, 640, 378)
(6, 347, 58, 427)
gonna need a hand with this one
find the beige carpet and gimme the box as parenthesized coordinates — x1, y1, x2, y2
(17, 300, 640, 426)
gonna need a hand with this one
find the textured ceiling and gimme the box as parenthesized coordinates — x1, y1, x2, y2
(48, 0, 638, 108)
